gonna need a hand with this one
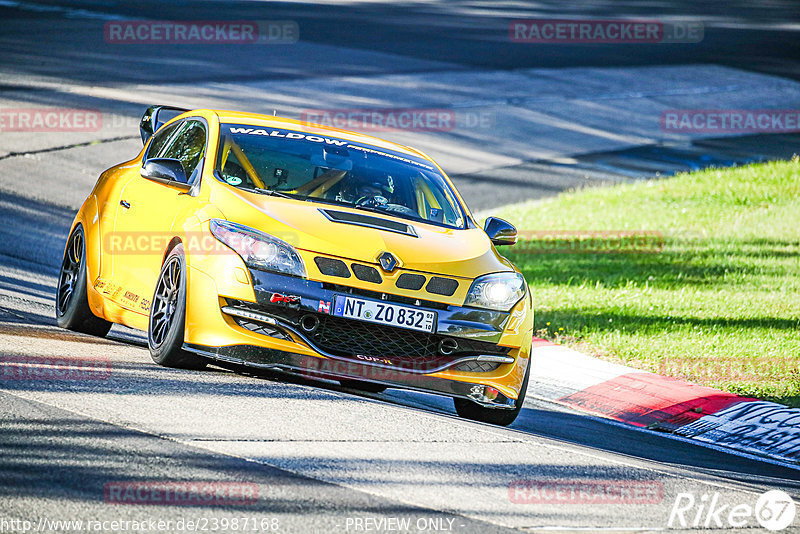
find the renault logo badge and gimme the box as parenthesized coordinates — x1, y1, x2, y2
(378, 252, 399, 272)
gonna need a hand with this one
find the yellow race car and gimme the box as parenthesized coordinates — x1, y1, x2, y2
(56, 106, 533, 425)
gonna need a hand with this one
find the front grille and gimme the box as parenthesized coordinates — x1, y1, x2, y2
(225, 300, 510, 373)
(351, 263, 382, 284)
(315, 257, 350, 278)
(308, 312, 508, 372)
(321, 283, 449, 310)
(313, 314, 433, 361)
(426, 276, 459, 296)
(315, 257, 461, 301)
(396, 273, 425, 290)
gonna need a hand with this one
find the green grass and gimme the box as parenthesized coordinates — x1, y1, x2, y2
(492, 158, 800, 406)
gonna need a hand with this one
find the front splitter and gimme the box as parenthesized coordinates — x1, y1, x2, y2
(182, 342, 517, 410)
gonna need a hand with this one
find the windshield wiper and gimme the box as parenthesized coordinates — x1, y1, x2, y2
(298, 196, 347, 207)
(239, 187, 293, 199)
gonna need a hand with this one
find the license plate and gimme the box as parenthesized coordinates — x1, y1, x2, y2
(333, 296, 436, 333)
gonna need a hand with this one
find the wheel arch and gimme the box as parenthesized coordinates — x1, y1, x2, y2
(69, 195, 102, 283)
(161, 237, 183, 267)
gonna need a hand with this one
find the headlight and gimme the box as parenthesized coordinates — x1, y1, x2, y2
(210, 219, 306, 278)
(464, 272, 526, 311)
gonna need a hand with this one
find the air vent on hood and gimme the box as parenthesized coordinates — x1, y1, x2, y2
(319, 209, 418, 237)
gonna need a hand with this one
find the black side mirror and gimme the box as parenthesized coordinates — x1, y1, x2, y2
(484, 217, 517, 246)
(140, 105, 189, 145)
(141, 158, 190, 190)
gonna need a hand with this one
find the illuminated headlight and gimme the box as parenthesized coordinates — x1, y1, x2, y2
(210, 219, 306, 278)
(464, 272, 526, 311)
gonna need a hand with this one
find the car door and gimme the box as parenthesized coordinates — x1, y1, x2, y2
(109, 119, 207, 314)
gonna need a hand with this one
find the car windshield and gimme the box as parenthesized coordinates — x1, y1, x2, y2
(216, 124, 465, 229)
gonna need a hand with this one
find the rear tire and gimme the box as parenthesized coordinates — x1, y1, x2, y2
(148, 244, 206, 370)
(339, 379, 387, 393)
(453, 358, 531, 426)
(55, 226, 112, 337)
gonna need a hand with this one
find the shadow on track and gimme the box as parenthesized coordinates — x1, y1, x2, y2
(1, 192, 798, 493)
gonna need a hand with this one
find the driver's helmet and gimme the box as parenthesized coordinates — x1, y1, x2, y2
(357, 174, 395, 204)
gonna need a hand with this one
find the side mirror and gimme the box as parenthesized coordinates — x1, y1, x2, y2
(484, 217, 517, 246)
(141, 158, 190, 190)
(140, 105, 189, 145)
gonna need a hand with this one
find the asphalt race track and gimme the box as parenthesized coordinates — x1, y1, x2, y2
(1, 1, 799, 532)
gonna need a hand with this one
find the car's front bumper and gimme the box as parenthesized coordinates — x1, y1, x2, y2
(183, 342, 520, 408)
(183, 261, 533, 408)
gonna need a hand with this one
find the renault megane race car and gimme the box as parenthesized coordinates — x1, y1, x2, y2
(56, 106, 533, 425)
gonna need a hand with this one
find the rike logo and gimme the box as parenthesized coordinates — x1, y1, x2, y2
(668, 490, 796, 531)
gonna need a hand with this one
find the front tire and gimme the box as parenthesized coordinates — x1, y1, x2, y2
(453, 358, 531, 426)
(148, 244, 206, 370)
(55, 226, 112, 337)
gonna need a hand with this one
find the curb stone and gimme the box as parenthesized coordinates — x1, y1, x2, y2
(530, 338, 799, 466)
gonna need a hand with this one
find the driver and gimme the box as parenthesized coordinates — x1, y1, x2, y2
(356, 182, 389, 206)
(351, 173, 395, 206)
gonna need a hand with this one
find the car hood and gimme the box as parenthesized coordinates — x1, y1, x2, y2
(215, 190, 513, 279)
